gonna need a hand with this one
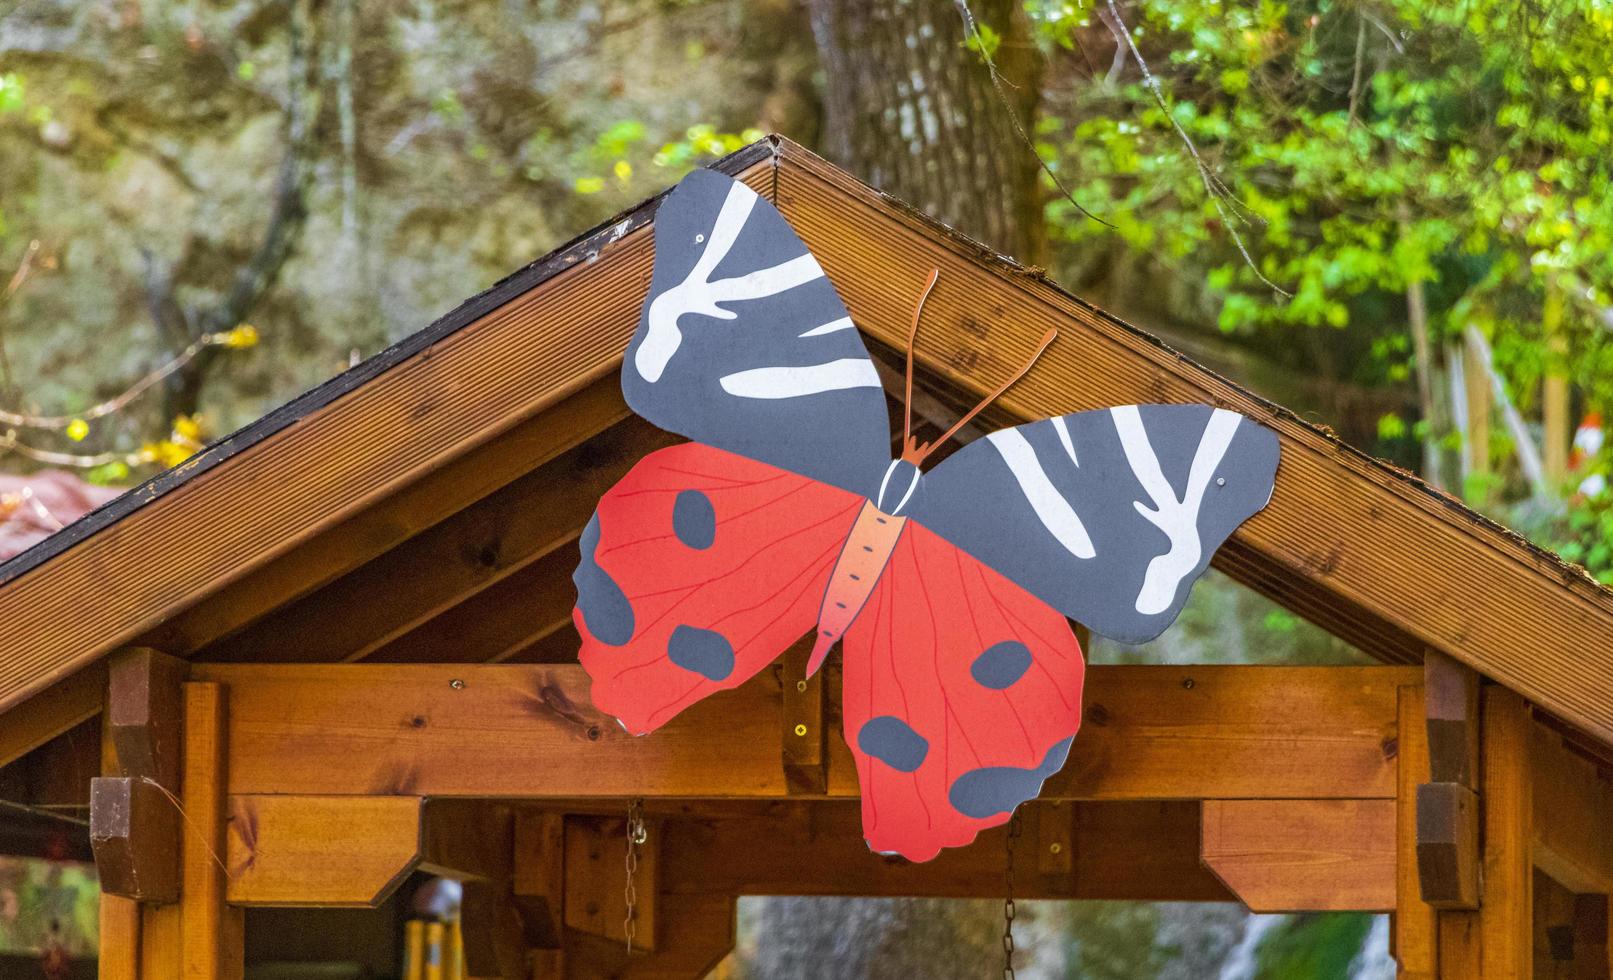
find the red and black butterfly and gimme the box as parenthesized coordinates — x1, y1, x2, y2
(572, 169, 1279, 862)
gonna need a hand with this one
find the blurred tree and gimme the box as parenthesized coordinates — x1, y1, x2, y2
(808, 0, 1049, 262)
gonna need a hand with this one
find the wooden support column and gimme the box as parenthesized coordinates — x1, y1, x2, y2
(515, 811, 567, 978)
(1479, 686, 1534, 979)
(1397, 683, 1439, 979)
(180, 682, 243, 980)
(1419, 652, 1481, 910)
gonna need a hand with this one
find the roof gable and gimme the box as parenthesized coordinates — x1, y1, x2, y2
(0, 136, 1609, 745)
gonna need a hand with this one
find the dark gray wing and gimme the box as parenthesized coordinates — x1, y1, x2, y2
(910, 405, 1279, 643)
(623, 168, 891, 498)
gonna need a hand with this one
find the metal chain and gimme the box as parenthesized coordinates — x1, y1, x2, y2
(1002, 811, 1022, 979)
(624, 799, 647, 955)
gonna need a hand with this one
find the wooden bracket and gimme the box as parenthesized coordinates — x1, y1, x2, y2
(1416, 651, 1481, 910)
(225, 795, 423, 907)
(1200, 799, 1396, 912)
(780, 638, 827, 794)
(90, 648, 187, 901)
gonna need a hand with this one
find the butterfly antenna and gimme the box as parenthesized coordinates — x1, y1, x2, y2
(903, 269, 940, 445)
(920, 327, 1058, 463)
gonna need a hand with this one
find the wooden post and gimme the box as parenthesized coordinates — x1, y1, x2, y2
(780, 638, 827, 794)
(1419, 652, 1482, 910)
(1397, 684, 1439, 979)
(180, 682, 243, 980)
(1479, 687, 1534, 978)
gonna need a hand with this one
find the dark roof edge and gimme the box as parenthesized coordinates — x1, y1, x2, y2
(0, 139, 782, 588)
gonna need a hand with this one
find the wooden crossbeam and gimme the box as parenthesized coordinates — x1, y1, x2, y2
(189, 663, 1413, 800)
(0, 661, 104, 770)
(204, 418, 674, 665)
(655, 799, 1229, 901)
(1200, 799, 1396, 912)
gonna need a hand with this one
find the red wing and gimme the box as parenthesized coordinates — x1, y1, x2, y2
(842, 520, 1085, 862)
(575, 442, 861, 734)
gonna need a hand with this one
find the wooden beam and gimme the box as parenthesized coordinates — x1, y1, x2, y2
(773, 137, 1613, 744)
(204, 419, 675, 665)
(513, 811, 566, 949)
(780, 637, 826, 794)
(1200, 799, 1396, 912)
(225, 795, 423, 907)
(1397, 684, 1439, 980)
(0, 661, 104, 769)
(1424, 651, 1480, 786)
(1532, 721, 1613, 896)
(0, 148, 774, 716)
(656, 800, 1229, 901)
(564, 813, 659, 952)
(145, 374, 631, 657)
(191, 664, 1413, 800)
(180, 682, 243, 980)
(1479, 686, 1534, 978)
(90, 777, 181, 903)
(1418, 782, 1481, 909)
(564, 894, 735, 980)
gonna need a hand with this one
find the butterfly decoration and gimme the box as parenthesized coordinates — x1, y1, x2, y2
(571, 168, 1280, 862)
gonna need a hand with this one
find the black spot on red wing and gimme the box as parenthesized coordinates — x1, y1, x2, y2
(672, 489, 717, 549)
(948, 737, 1074, 819)
(971, 641, 1033, 690)
(667, 625, 734, 681)
(858, 716, 929, 773)
(573, 514, 634, 646)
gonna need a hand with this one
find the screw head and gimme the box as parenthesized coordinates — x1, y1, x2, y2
(1049, 842, 1063, 855)
(794, 723, 808, 737)
(449, 678, 465, 690)
(1216, 476, 1226, 487)
(796, 680, 808, 692)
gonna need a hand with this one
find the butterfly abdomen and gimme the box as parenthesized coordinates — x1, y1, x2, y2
(807, 500, 907, 675)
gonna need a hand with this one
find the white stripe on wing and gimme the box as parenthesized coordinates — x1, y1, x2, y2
(798, 316, 856, 338)
(986, 428, 1096, 560)
(718, 358, 883, 399)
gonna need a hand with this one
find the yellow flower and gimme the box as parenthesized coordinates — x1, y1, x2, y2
(220, 324, 259, 348)
(613, 159, 633, 183)
(172, 414, 202, 443)
(65, 418, 88, 442)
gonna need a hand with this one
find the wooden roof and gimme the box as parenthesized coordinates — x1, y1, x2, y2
(1, 136, 1610, 743)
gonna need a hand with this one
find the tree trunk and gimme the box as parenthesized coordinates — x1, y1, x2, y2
(808, 0, 1047, 264)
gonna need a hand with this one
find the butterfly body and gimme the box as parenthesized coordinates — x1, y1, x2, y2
(570, 167, 1281, 862)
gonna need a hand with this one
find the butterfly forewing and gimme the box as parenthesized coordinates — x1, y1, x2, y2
(623, 169, 893, 499)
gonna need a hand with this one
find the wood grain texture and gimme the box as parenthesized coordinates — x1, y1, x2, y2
(225, 795, 422, 907)
(1397, 685, 1439, 979)
(180, 682, 243, 980)
(0, 661, 103, 769)
(772, 138, 1613, 742)
(0, 155, 773, 714)
(563, 893, 734, 980)
(564, 814, 658, 951)
(1532, 722, 1613, 895)
(98, 895, 141, 980)
(1200, 799, 1397, 912)
(192, 663, 1409, 800)
(1417, 782, 1481, 908)
(656, 800, 1228, 901)
(1480, 687, 1533, 979)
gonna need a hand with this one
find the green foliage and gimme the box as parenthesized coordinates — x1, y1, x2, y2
(1030, 0, 1613, 580)
(1254, 913, 1375, 979)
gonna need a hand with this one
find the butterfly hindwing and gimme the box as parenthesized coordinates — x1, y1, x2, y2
(842, 520, 1085, 862)
(574, 442, 863, 734)
(623, 169, 892, 498)
(912, 404, 1279, 644)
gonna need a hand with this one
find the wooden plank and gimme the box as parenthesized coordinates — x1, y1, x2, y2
(144, 375, 630, 657)
(180, 682, 243, 980)
(564, 894, 734, 980)
(773, 138, 1613, 744)
(564, 814, 659, 951)
(141, 903, 182, 980)
(193, 664, 1411, 800)
(0, 150, 775, 716)
(1479, 686, 1533, 979)
(0, 661, 104, 769)
(1200, 799, 1396, 912)
(1532, 722, 1613, 895)
(461, 880, 531, 980)
(98, 894, 141, 980)
(225, 795, 422, 907)
(656, 800, 1229, 901)
(513, 811, 566, 949)
(1398, 685, 1440, 979)
(205, 419, 674, 664)
(1034, 665, 1410, 800)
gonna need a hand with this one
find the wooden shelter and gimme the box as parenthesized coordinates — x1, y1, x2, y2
(0, 135, 1610, 978)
